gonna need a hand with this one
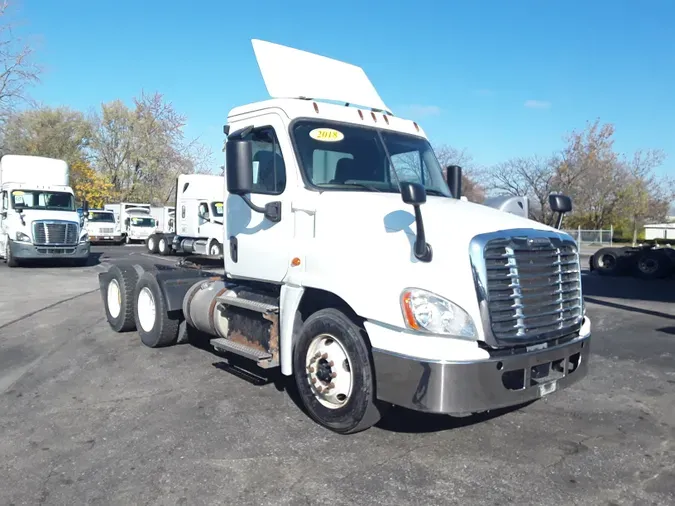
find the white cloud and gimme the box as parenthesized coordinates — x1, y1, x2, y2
(397, 104, 441, 118)
(524, 99, 552, 110)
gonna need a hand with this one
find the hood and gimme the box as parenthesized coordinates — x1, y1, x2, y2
(297, 191, 570, 341)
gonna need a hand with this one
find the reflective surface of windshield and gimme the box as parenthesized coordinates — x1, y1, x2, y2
(11, 190, 75, 211)
(88, 212, 115, 223)
(130, 217, 156, 227)
(291, 120, 451, 196)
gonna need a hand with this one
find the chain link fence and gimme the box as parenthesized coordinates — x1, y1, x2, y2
(562, 226, 614, 246)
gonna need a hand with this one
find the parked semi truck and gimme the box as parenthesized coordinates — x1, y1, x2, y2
(145, 174, 224, 257)
(589, 242, 675, 280)
(98, 39, 590, 434)
(104, 202, 156, 244)
(84, 208, 125, 244)
(0, 154, 90, 267)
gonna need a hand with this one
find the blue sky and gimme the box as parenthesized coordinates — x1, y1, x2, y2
(9, 0, 675, 178)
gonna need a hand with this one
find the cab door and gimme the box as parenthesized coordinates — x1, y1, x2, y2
(225, 113, 294, 283)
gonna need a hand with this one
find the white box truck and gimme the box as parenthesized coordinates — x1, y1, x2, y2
(104, 202, 156, 244)
(149, 206, 175, 234)
(0, 154, 90, 267)
(97, 39, 591, 434)
(145, 174, 224, 257)
(84, 208, 124, 244)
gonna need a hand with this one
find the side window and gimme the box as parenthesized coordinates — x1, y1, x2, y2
(245, 127, 286, 195)
(311, 150, 354, 184)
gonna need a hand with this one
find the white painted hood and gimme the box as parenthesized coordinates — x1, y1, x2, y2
(298, 192, 566, 341)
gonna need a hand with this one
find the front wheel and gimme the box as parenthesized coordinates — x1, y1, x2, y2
(208, 240, 222, 257)
(292, 308, 387, 434)
(5, 242, 19, 267)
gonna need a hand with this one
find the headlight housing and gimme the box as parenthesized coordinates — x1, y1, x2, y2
(400, 288, 477, 339)
(15, 231, 31, 243)
(80, 233, 89, 243)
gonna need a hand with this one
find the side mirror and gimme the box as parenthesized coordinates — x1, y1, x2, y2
(548, 193, 572, 229)
(446, 165, 462, 199)
(83, 199, 89, 217)
(549, 194, 572, 214)
(225, 137, 281, 223)
(1, 211, 6, 219)
(400, 182, 432, 262)
(400, 181, 427, 206)
(225, 139, 253, 195)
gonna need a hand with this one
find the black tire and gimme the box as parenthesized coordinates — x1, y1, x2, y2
(591, 247, 624, 276)
(633, 249, 672, 280)
(133, 271, 181, 348)
(292, 308, 387, 434)
(6, 242, 19, 267)
(208, 240, 222, 257)
(147, 234, 159, 254)
(102, 264, 140, 332)
(158, 236, 171, 256)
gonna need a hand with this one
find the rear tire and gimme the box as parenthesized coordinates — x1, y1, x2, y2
(292, 308, 388, 434)
(591, 247, 624, 276)
(158, 236, 170, 256)
(147, 234, 159, 254)
(133, 271, 181, 348)
(103, 264, 139, 332)
(633, 249, 672, 280)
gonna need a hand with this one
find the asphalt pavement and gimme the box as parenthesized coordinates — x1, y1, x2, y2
(0, 244, 673, 505)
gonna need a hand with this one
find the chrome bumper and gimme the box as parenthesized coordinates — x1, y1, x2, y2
(10, 239, 90, 259)
(372, 331, 590, 415)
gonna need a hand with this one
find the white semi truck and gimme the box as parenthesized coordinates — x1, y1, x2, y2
(104, 202, 156, 244)
(98, 39, 591, 434)
(84, 208, 125, 244)
(0, 154, 90, 267)
(145, 174, 224, 257)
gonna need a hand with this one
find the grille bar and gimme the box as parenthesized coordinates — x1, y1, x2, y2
(472, 230, 583, 346)
(32, 220, 79, 246)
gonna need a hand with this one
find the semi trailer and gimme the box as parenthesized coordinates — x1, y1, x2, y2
(149, 206, 175, 234)
(145, 174, 224, 257)
(98, 39, 591, 434)
(0, 154, 90, 267)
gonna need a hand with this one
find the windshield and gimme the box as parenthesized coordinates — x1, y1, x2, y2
(211, 202, 224, 217)
(291, 120, 451, 196)
(88, 212, 115, 223)
(130, 217, 156, 227)
(11, 190, 75, 211)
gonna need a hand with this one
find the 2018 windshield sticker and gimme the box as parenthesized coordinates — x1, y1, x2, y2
(309, 128, 344, 142)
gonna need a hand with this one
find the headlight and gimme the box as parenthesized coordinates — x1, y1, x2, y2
(80, 233, 89, 243)
(400, 288, 477, 339)
(15, 231, 31, 243)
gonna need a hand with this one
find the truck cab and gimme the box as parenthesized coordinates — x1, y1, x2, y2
(84, 209, 124, 244)
(99, 39, 590, 434)
(0, 155, 90, 267)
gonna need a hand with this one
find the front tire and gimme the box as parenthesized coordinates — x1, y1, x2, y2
(208, 240, 222, 257)
(133, 271, 181, 348)
(6, 242, 19, 267)
(292, 308, 386, 434)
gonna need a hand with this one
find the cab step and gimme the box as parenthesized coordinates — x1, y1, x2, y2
(210, 338, 278, 368)
(216, 293, 279, 314)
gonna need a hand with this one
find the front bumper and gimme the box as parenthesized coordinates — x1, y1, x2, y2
(9, 239, 90, 260)
(372, 328, 591, 415)
(89, 234, 123, 243)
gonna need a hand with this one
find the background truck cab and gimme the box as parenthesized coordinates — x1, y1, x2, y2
(104, 202, 156, 244)
(0, 154, 90, 267)
(84, 209, 124, 245)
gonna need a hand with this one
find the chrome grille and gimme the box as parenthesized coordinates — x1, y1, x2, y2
(32, 221, 79, 246)
(99, 227, 114, 234)
(471, 230, 583, 346)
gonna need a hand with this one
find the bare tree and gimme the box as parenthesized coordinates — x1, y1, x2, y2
(0, 1, 41, 121)
(483, 155, 560, 224)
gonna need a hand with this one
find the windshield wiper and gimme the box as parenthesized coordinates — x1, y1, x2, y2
(342, 182, 382, 192)
(425, 189, 449, 197)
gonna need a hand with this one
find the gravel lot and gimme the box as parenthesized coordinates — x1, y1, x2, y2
(0, 244, 673, 505)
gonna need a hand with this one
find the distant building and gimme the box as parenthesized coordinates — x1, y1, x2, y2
(644, 222, 675, 240)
